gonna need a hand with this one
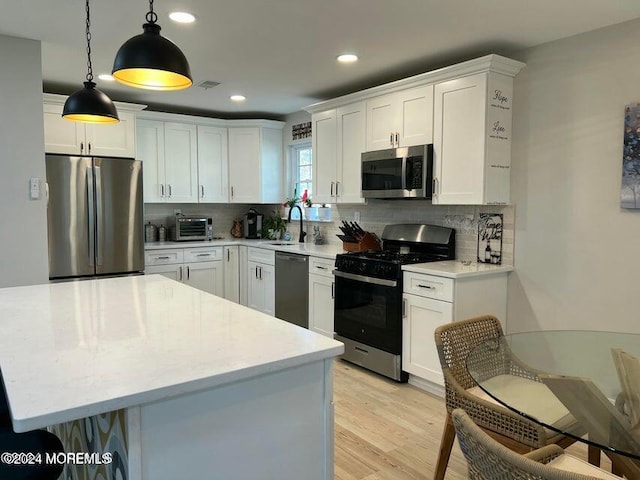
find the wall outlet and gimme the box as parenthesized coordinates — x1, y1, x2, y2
(354, 211, 361, 222)
(173, 209, 181, 216)
(29, 178, 40, 199)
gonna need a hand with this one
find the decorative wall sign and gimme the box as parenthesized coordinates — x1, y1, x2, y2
(621, 102, 640, 208)
(292, 122, 312, 140)
(477, 213, 503, 264)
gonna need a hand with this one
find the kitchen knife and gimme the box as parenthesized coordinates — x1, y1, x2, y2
(336, 234, 356, 242)
(341, 221, 354, 237)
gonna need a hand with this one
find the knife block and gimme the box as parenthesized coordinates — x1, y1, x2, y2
(342, 232, 382, 252)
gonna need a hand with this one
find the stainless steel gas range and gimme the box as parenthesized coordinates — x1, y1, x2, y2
(333, 224, 455, 382)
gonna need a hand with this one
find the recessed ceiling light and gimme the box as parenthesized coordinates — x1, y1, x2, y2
(230, 95, 246, 102)
(169, 11, 196, 24)
(98, 74, 115, 81)
(337, 54, 358, 64)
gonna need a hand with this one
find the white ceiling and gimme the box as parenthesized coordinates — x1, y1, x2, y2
(2, 0, 640, 118)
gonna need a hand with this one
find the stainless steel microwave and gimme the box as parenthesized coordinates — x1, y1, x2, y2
(361, 144, 433, 199)
(169, 215, 214, 241)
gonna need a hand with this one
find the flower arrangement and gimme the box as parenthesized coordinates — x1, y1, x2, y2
(283, 187, 299, 208)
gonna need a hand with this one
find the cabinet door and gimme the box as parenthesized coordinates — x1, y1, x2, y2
(228, 127, 260, 203)
(308, 273, 334, 338)
(43, 103, 84, 154)
(197, 125, 229, 203)
(239, 246, 248, 306)
(247, 261, 275, 315)
(223, 246, 240, 303)
(164, 122, 198, 203)
(311, 110, 337, 204)
(145, 264, 182, 281)
(433, 73, 487, 204)
(336, 102, 365, 203)
(85, 111, 136, 158)
(137, 119, 166, 202)
(397, 85, 433, 147)
(184, 261, 224, 296)
(402, 293, 453, 386)
(260, 263, 275, 316)
(366, 94, 397, 152)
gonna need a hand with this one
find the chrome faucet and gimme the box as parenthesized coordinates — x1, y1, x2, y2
(287, 205, 307, 243)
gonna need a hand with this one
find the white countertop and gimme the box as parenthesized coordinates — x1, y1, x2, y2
(402, 260, 513, 278)
(144, 239, 345, 260)
(0, 275, 344, 432)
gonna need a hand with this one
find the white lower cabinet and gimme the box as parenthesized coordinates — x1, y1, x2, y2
(223, 246, 240, 303)
(145, 247, 223, 296)
(402, 270, 508, 390)
(246, 248, 275, 315)
(308, 256, 335, 337)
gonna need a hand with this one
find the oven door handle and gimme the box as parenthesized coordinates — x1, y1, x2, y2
(332, 270, 398, 287)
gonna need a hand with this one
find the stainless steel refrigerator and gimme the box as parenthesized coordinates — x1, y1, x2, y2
(45, 154, 144, 280)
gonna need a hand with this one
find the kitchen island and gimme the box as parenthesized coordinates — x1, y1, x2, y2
(0, 275, 344, 480)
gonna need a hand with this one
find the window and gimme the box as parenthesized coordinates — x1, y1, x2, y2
(292, 144, 312, 201)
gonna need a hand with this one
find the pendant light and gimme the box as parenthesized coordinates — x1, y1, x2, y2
(63, 0, 119, 124)
(112, 0, 192, 91)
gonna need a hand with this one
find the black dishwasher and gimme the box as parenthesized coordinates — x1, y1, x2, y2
(275, 252, 309, 328)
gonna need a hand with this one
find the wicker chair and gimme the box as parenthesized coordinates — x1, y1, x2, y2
(452, 409, 618, 480)
(433, 315, 597, 480)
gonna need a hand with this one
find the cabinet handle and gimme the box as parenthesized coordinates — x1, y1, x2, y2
(80, 142, 84, 155)
(330, 182, 334, 196)
(390, 133, 394, 146)
(187, 265, 190, 280)
(168, 184, 172, 198)
(433, 177, 439, 196)
(335, 181, 340, 197)
(259, 266, 262, 280)
(155, 256, 171, 260)
(231, 186, 234, 198)
(200, 185, 205, 198)
(395, 132, 399, 146)
(179, 266, 183, 281)
(88, 143, 91, 155)
(402, 298, 407, 317)
(227, 249, 230, 261)
(331, 282, 335, 299)
(196, 253, 211, 257)
(315, 266, 328, 270)
(417, 284, 435, 289)
(160, 184, 165, 197)
(255, 266, 258, 279)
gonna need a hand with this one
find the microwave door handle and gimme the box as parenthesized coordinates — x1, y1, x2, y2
(401, 156, 407, 191)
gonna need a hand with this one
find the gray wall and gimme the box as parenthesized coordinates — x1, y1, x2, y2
(0, 35, 48, 287)
(508, 17, 640, 333)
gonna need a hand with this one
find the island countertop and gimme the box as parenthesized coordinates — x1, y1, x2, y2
(0, 275, 344, 432)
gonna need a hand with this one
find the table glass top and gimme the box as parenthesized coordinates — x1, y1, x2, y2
(466, 331, 640, 461)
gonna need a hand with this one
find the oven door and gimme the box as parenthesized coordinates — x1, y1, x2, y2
(333, 271, 402, 354)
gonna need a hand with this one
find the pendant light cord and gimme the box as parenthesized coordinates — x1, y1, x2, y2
(85, 0, 93, 83)
(145, 0, 158, 24)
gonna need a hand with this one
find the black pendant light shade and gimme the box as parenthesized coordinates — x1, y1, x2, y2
(63, 0, 119, 124)
(63, 82, 119, 124)
(112, 3, 192, 91)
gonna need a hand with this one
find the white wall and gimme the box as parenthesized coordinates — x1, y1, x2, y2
(509, 18, 640, 333)
(0, 35, 48, 287)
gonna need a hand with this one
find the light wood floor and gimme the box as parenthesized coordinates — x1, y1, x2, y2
(333, 359, 611, 480)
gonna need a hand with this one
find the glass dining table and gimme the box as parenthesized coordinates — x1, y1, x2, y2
(466, 331, 640, 468)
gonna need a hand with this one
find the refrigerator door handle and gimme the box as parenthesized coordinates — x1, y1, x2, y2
(86, 167, 95, 267)
(95, 165, 103, 266)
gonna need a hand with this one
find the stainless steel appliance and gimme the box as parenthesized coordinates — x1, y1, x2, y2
(244, 208, 263, 239)
(333, 224, 455, 381)
(169, 215, 214, 241)
(361, 144, 433, 199)
(45, 154, 144, 280)
(275, 252, 309, 328)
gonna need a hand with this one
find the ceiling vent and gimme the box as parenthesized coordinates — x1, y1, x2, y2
(197, 80, 221, 90)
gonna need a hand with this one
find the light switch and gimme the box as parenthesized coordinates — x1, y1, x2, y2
(29, 178, 40, 199)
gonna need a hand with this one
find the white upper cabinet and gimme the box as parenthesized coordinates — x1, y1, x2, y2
(137, 119, 165, 203)
(228, 122, 284, 204)
(197, 125, 229, 203)
(432, 71, 515, 205)
(312, 102, 365, 204)
(43, 94, 143, 158)
(365, 85, 433, 151)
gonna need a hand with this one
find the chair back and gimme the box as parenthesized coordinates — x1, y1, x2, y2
(452, 409, 601, 480)
(435, 315, 503, 390)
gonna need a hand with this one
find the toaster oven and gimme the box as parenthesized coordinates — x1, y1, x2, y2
(169, 215, 213, 241)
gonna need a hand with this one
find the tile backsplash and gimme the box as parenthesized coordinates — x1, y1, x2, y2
(145, 200, 514, 265)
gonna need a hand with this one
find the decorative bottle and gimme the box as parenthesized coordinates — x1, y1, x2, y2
(484, 243, 491, 262)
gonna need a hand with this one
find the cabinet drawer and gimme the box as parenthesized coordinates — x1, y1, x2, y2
(145, 249, 184, 266)
(247, 247, 275, 265)
(309, 256, 335, 278)
(403, 272, 454, 302)
(184, 247, 223, 263)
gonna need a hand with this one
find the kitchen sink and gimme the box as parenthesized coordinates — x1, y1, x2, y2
(269, 242, 297, 246)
